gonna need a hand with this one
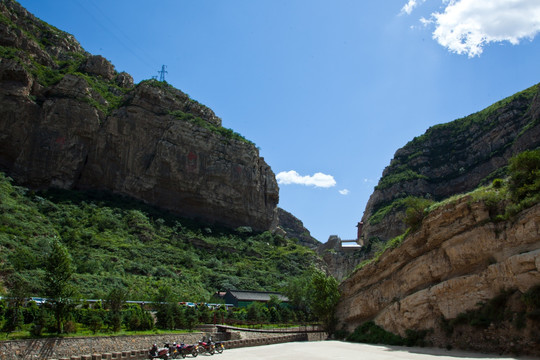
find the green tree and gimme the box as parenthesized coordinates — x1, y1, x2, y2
(246, 302, 261, 322)
(106, 287, 127, 332)
(310, 271, 341, 336)
(125, 304, 154, 331)
(284, 272, 313, 321)
(185, 306, 198, 330)
(88, 312, 104, 334)
(267, 295, 281, 323)
(154, 286, 175, 329)
(198, 304, 212, 324)
(44, 238, 76, 333)
(508, 149, 540, 201)
(2, 273, 30, 333)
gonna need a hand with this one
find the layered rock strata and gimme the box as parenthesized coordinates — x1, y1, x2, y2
(337, 197, 540, 354)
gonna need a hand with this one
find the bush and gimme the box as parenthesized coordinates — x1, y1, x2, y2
(508, 149, 540, 201)
(125, 305, 154, 331)
(347, 321, 428, 347)
(402, 197, 433, 230)
(347, 321, 404, 346)
(492, 178, 504, 189)
(88, 313, 104, 334)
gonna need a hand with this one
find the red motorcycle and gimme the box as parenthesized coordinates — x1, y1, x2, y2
(175, 342, 198, 358)
(198, 338, 215, 355)
(149, 344, 169, 360)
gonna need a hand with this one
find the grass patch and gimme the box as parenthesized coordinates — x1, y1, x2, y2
(169, 110, 254, 146)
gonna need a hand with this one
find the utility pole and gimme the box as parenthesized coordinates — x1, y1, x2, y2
(158, 65, 168, 82)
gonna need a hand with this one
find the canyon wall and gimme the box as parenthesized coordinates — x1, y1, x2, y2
(337, 197, 540, 355)
(361, 84, 540, 243)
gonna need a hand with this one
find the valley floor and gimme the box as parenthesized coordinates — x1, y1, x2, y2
(215, 340, 537, 360)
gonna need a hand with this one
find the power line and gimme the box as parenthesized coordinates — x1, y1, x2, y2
(72, 0, 157, 70)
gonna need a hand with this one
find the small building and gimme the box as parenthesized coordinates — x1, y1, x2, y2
(220, 290, 289, 308)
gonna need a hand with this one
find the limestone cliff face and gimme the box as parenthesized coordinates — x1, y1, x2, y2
(0, 0, 278, 231)
(337, 197, 540, 354)
(362, 85, 540, 242)
(277, 208, 320, 249)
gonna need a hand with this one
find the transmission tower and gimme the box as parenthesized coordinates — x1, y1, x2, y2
(158, 65, 168, 82)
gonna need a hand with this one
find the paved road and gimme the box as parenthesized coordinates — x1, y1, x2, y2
(212, 341, 535, 360)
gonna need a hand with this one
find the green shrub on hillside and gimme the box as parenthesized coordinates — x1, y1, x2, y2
(508, 148, 540, 201)
(347, 321, 428, 347)
(0, 172, 318, 302)
(169, 109, 254, 145)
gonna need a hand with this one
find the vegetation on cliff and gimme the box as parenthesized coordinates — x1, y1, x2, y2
(356, 148, 540, 273)
(0, 172, 319, 302)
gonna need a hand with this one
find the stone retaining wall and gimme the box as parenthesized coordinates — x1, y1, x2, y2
(0, 333, 205, 360)
(0, 332, 310, 360)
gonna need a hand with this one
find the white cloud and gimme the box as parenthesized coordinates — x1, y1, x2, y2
(400, 0, 427, 15)
(276, 170, 336, 188)
(339, 189, 350, 195)
(404, 0, 540, 57)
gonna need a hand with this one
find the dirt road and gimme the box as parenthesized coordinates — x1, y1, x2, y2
(214, 341, 535, 359)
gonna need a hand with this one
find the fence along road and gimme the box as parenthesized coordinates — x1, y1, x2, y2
(215, 340, 536, 360)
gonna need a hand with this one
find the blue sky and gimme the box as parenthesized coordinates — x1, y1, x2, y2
(18, 0, 540, 242)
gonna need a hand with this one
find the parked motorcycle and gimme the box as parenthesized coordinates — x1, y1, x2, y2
(208, 336, 224, 354)
(167, 343, 184, 359)
(177, 342, 199, 358)
(149, 344, 169, 360)
(198, 338, 215, 355)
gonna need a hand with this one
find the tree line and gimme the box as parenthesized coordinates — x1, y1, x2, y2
(0, 237, 340, 337)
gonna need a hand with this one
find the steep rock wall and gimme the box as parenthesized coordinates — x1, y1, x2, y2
(362, 85, 540, 242)
(337, 197, 540, 354)
(0, 0, 278, 231)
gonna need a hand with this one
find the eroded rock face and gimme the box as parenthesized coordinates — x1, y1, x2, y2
(361, 86, 540, 243)
(0, 0, 279, 231)
(337, 197, 540, 355)
(277, 208, 320, 249)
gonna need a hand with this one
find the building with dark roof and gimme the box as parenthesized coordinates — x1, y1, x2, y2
(220, 290, 289, 307)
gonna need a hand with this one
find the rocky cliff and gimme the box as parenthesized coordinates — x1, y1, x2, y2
(362, 84, 540, 243)
(316, 236, 366, 281)
(276, 208, 320, 249)
(0, 0, 279, 231)
(337, 196, 540, 355)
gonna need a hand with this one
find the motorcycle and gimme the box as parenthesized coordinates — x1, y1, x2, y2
(213, 341, 224, 354)
(198, 338, 215, 355)
(208, 336, 224, 354)
(149, 344, 169, 360)
(167, 343, 184, 359)
(176, 342, 199, 358)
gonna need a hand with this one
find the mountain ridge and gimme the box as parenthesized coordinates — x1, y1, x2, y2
(360, 83, 540, 245)
(0, 0, 279, 232)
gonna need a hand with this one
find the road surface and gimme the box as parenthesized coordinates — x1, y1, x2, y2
(213, 341, 535, 359)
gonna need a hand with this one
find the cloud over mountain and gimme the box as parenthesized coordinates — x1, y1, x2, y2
(276, 170, 336, 188)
